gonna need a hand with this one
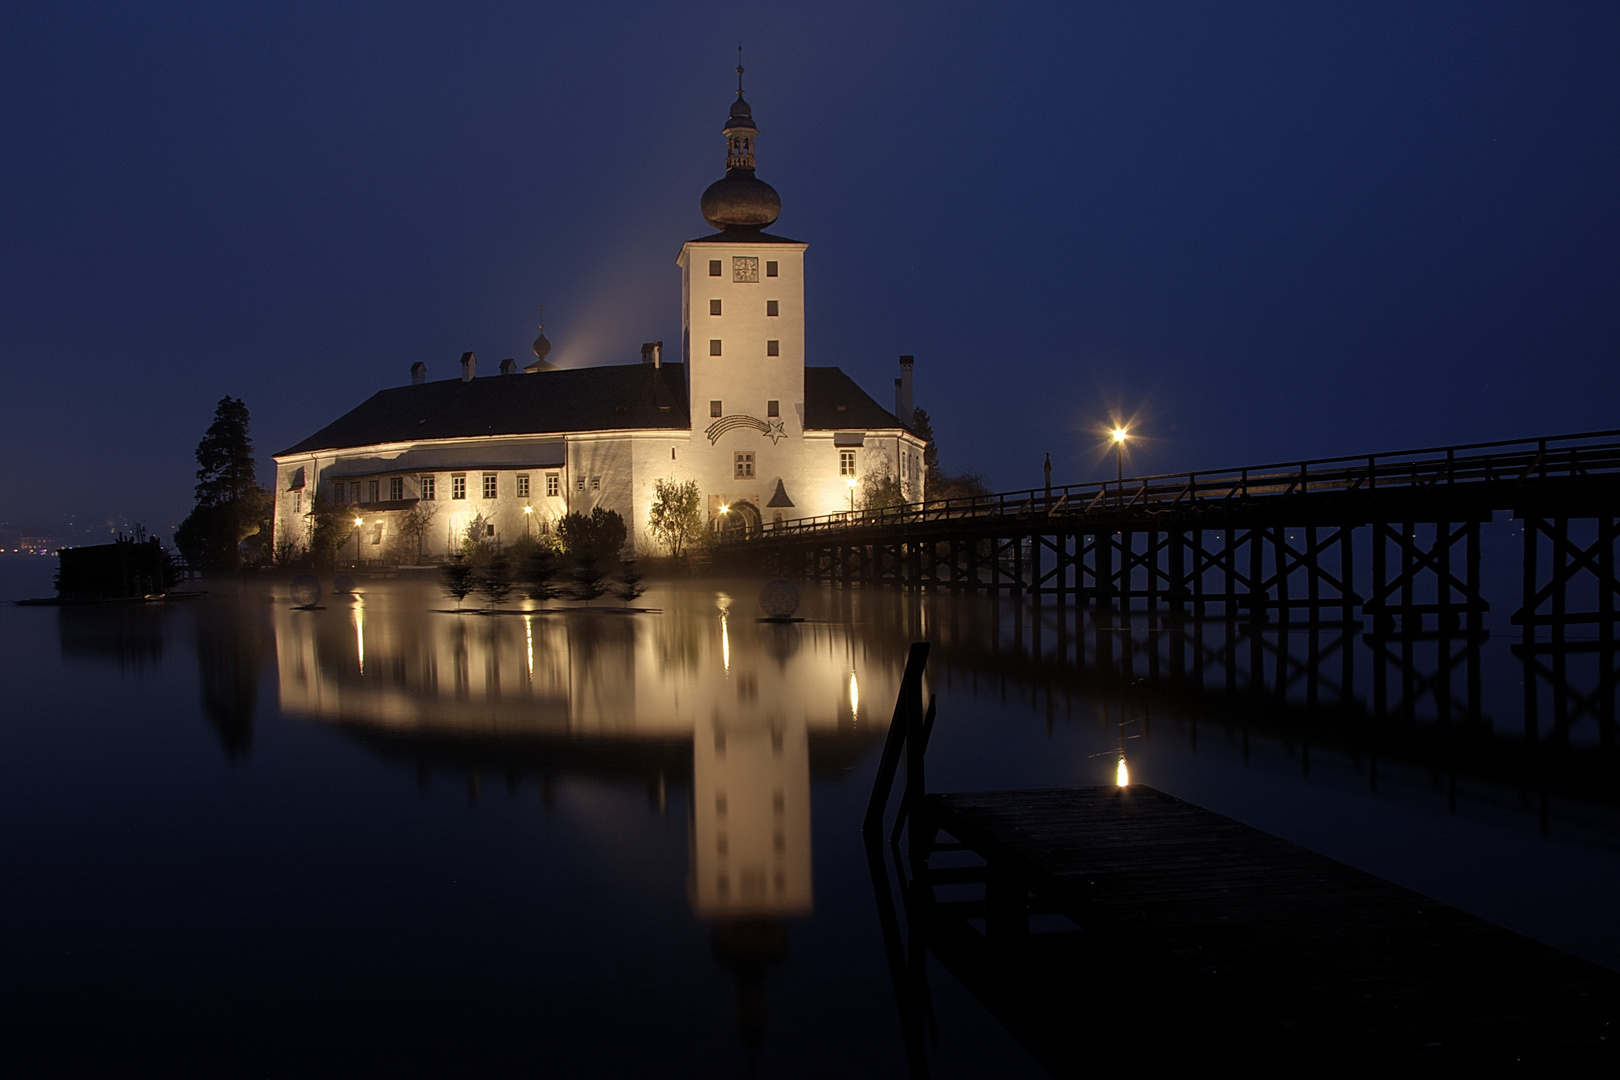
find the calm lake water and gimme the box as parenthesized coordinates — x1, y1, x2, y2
(2, 552, 1618, 1078)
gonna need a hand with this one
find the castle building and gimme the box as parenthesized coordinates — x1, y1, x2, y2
(271, 70, 925, 560)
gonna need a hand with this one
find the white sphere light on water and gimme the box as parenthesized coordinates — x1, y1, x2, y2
(290, 575, 321, 607)
(758, 579, 800, 619)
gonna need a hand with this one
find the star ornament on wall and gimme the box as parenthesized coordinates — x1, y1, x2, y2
(765, 420, 786, 444)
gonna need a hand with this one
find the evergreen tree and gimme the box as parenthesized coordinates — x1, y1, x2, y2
(611, 560, 646, 606)
(474, 551, 515, 609)
(175, 397, 271, 570)
(440, 553, 476, 610)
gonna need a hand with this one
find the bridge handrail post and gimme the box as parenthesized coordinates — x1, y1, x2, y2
(863, 642, 931, 839)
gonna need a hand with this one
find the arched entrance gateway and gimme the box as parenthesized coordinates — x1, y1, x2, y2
(719, 499, 762, 540)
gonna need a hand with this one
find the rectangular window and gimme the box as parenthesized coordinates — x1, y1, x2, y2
(293, 492, 301, 515)
(351, 482, 361, 504)
(710, 400, 722, 417)
(591, 476, 601, 491)
(389, 476, 403, 501)
(420, 475, 436, 501)
(765, 260, 778, 277)
(546, 473, 559, 497)
(709, 299, 722, 316)
(767, 400, 779, 417)
(576, 477, 585, 491)
(766, 300, 778, 316)
(709, 339, 722, 356)
(839, 451, 857, 477)
(482, 473, 497, 499)
(516, 474, 530, 498)
(452, 475, 466, 499)
(368, 480, 379, 503)
(766, 340, 779, 356)
(735, 451, 755, 479)
(708, 259, 722, 276)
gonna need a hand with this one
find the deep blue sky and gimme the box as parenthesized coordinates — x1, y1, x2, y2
(3, 2, 1616, 539)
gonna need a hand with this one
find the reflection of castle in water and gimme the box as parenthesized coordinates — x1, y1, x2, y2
(271, 589, 898, 921)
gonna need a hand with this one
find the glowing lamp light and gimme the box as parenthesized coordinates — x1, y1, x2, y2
(353, 517, 364, 527)
(1116, 755, 1130, 788)
(523, 505, 533, 514)
(1112, 427, 1128, 444)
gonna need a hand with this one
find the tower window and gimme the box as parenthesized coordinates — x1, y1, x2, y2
(709, 299, 722, 316)
(766, 300, 778, 316)
(708, 259, 721, 276)
(767, 400, 779, 417)
(766, 261, 778, 277)
(710, 400, 722, 417)
(710, 339, 722, 356)
(766, 340, 779, 356)
(592, 476, 601, 491)
(735, 452, 755, 479)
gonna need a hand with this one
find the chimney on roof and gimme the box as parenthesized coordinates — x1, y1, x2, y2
(411, 361, 426, 386)
(641, 341, 663, 368)
(897, 355, 914, 422)
(499, 358, 517, 375)
(460, 351, 476, 382)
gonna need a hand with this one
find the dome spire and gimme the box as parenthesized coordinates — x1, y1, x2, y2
(702, 54, 780, 230)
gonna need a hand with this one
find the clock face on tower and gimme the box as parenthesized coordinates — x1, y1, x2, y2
(732, 256, 759, 283)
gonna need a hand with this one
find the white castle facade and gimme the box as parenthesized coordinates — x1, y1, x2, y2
(271, 73, 925, 560)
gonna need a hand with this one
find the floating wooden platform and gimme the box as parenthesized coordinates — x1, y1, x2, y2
(915, 785, 1620, 1069)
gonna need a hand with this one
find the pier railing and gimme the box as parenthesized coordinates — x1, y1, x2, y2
(743, 429, 1620, 539)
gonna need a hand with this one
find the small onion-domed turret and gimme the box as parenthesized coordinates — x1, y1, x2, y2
(700, 62, 781, 231)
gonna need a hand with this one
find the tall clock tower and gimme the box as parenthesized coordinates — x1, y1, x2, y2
(677, 65, 808, 517)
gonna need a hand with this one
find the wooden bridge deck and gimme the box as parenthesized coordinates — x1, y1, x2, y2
(916, 785, 1620, 1067)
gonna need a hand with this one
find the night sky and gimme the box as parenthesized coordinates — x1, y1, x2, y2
(3, 2, 1616, 541)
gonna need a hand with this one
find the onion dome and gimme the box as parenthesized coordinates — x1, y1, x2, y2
(531, 322, 551, 363)
(700, 61, 781, 231)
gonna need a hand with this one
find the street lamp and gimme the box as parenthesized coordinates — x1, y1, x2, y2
(847, 476, 857, 514)
(352, 517, 364, 565)
(523, 504, 532, 538)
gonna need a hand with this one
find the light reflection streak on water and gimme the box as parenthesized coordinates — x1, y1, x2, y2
(849, 671, 859, 721)
(1117, 756, 1130, 787)
(354, 602, 365, 675)
(524, 615, 533, 681)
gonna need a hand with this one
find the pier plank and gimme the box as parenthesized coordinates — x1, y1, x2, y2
(922, 785, 1620, 1064)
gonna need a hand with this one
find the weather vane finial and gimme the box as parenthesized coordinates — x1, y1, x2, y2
(736, 45, 745, 97)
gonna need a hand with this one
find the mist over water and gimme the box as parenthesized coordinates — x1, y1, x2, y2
(2, 563, 1617, 1076)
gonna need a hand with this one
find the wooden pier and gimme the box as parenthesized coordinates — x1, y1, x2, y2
(865, 644, 1620, 1073)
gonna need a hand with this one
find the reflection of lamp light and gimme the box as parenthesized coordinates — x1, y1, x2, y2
(849, 671, 859, 721)
(1116, 755, 1129, 787)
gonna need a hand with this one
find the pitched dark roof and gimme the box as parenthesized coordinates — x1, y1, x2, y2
(276, 363, 690, 457)
(804, 367, 908, 431)
(684, 228, 805, 245)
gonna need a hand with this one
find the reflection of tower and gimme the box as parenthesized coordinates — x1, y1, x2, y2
(689, 709, 812, 918)
(689, 648, 814, 1062)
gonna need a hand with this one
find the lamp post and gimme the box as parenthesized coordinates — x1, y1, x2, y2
(1111, 427, 1128, 505)
(847, 476, 857, 515)
(523, 504, 532, 538)
(352, 517, 364, 566)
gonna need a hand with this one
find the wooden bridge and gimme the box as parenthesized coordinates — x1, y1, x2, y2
(734, 430, 1620, 643)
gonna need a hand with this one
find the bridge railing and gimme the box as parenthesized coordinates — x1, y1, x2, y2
(742, 429, 1620, 540)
